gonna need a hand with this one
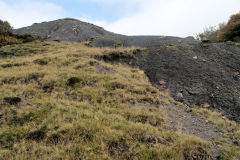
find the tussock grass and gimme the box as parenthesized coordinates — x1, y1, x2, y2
(0, 41, 224, 159)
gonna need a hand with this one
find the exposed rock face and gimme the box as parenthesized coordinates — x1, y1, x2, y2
(14, 18, 124, 44)
(14, 18, 240, 122)
(139, 42, 240, 122)
(13, 18, 193, 48)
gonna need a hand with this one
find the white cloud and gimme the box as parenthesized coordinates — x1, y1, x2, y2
(82, 0, 240, 37)
(1, 0, 240, 37)
(0, 0, 64, 28)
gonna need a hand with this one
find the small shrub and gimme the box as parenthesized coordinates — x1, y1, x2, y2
(141, 96, 154, 103)
(4, 97, 21, 105)
(1, 63, 13, 68)
(83, 41, 93, 47)
(33, 58, 48, 65)
(14, 33, 41, 43)
(89, 60, 97, 66)
(1, 63, 25, 68)
(47, 132, 62, 145)
(53, 39, 61, 42)
(201, 39, 211, 43)
(26, 126, 47, 141)
(66, 77, 82, 87)
(42, 82, 54, 92)
(114, 40, 123, 48)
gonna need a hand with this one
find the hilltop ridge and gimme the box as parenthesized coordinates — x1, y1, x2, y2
(14, 18, 194, 48)
(14, 18, 124, 44)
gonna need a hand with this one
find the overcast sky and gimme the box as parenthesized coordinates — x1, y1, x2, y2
(0, 0, 239, 37)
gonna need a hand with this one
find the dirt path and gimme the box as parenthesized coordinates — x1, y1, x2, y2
(132, 102, 222, 141)
(131, 101, 223, 156)
(158, 103, 222, 141)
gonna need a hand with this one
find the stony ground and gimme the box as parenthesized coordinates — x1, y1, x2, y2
(138, 41, 240, 122)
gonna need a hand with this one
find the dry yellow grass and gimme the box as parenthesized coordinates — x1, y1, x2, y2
(0, 41, 238, 159)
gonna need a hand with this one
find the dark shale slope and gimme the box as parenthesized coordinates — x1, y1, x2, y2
(139, 42, 240, 122)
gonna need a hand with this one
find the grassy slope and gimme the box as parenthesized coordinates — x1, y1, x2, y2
(0, 41, 239, 160)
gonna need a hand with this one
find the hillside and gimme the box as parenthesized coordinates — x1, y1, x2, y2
(0, 41, 239, 159)
(13, 18, 193, 48)
(13, 18, 125, 45)
(14, 18, 240, 122)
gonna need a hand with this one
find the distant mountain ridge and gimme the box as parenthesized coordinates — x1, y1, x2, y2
(14, 18, 195, 48)
(14, 18, 123, 43)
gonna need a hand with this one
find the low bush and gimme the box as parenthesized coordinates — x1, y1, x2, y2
(33, 58, 48, 65)
(196, 23, 226, 42)
(0, 35, 22, 47)
(218, 12, 240, 42)
(26, 126, 47, 141)
(66, 77, 82, 87)
(197, 12, 240, 42)
(0, 19, 41, 47)
(4, 97, 21, 105)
